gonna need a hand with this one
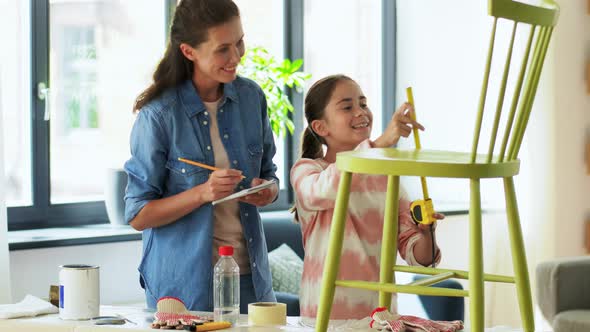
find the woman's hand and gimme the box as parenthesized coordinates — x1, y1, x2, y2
(372, 102, 425, 148)
(198, 169, 243, 203)
(239, 178, 278, 207)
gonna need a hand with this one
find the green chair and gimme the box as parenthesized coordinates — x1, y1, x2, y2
(314, 1, 559, 331)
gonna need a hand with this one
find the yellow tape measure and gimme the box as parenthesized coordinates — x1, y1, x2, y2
(410, 198, 437, 225)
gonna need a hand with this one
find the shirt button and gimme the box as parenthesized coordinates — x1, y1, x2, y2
(223, 134, 229, 139)
(232, 160, 238, 165)
(204, 111, 208, 116)
(252, 262, 256, 268)
(207, 146, 211, 150)
(203, 121, 208, 125)
(181, 168, 186, 173)
(239, 185, 244, 190)
(245, 213, 249, 217)
(220, 109, 224, 113)
(249, 238, 252, 243)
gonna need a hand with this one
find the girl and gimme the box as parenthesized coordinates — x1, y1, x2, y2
(291, 74, 444, 322)
(125, 0, 278, 312)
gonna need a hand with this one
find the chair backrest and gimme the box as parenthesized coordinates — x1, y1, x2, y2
(470, 0, 559, 163)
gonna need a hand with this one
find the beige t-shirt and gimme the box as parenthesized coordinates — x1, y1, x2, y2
(203, 100, 251, 274)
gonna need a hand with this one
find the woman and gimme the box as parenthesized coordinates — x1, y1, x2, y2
(124, 0, 278, 312)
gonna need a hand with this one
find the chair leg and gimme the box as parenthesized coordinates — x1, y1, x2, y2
(504, 177, 534, 332)
(469, 179, 484, 332)
(379, 175, 400, 309)
(315, 171, 352, 332)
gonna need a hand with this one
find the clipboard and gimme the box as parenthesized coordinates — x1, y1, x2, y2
(212, 180, 276, 206)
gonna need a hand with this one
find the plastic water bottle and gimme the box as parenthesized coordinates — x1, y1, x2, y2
(213, 245, 240, 324)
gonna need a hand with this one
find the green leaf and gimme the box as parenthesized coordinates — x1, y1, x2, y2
(290, 59, 303, 72)
(239, 46, 311, 138)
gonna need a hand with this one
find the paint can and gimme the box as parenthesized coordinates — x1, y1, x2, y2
(58, 264, 100, 320)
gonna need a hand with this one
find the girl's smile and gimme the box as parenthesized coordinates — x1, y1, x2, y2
(351, 117, 371, 130)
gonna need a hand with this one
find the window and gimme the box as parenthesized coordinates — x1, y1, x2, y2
(2, 0, 296, 230)
(396, 0, 515, 211)
(48, 1, 167, 204)
(2, 0, 398, 230)
(1, 0, 32, 208)
(3, 0, 168, 229)
(233, 0, 291, 209)
(303, 0, 383, 137)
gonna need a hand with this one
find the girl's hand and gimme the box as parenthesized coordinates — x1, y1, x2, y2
(239, 178, 278, 207)
(373, 102, 425, 148)
(417, 212, 445, 232)
(198, 169, 243, 202)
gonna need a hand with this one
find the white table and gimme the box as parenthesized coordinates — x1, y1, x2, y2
(0, 305, 363, 332)
(0, 305, 523, 331)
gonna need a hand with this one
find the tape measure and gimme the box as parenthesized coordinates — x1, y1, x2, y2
(410, 198, 436, 225)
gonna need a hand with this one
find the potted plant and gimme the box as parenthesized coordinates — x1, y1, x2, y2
(239, 46, 311, 137)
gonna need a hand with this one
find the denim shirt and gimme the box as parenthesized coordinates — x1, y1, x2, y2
(124, 77, 278, 311)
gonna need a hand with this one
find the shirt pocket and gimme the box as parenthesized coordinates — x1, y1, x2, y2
(165, 158, 209, 193)
(247, 144, 263, 176)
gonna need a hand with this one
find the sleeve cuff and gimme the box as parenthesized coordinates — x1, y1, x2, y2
(356, 138, 374, 150)
(404, 232, 442, 267)
(125, 199, 149, 224)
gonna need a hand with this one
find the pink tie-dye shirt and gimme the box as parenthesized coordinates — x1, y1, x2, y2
(290, 139, 441, 321)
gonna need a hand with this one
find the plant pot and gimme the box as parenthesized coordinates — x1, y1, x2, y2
(104, 168, 128, 226)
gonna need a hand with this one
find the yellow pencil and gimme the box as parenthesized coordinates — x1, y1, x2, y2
(195, 321, 232, 331)
(406, 87, 422, 150)
(406, 87, 429, 199)
(178, 157, 245, 179)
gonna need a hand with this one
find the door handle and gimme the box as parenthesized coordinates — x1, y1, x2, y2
(37, 82, 51, 121)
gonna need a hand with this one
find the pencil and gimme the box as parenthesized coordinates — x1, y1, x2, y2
(406, 87, 429, 200)
(196, 321, 232, 331)
(178, 157, 246, 179)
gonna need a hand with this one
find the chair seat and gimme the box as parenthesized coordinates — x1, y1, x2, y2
(335, 148, 520, 178)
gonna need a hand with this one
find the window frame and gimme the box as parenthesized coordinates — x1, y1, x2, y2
(7, 0, 301, 230)
(7, 0, 408, 230)
(260, 0, 304, 211)
(382, 0, 396, 131)
(8, 0, 108, 231)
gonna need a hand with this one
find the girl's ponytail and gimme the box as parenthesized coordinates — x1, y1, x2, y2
(291, 127, 324, 221)
(301, 127, 324, 160)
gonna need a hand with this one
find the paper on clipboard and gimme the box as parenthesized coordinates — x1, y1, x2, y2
(212, 180, 276, 206)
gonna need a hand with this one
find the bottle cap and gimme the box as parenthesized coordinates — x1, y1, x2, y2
(219, 246, 234, 256)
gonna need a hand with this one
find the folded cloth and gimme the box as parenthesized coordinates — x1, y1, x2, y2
(0, 295, 58, 319)
(370, 307, 464, 332)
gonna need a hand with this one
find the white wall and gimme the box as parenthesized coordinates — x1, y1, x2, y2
(9, 241, 144, 305)
(549, 0, 590, 259)
(0, 66, 13, 304)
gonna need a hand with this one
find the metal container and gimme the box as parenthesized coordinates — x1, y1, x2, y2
(58, 264, 100, 320)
